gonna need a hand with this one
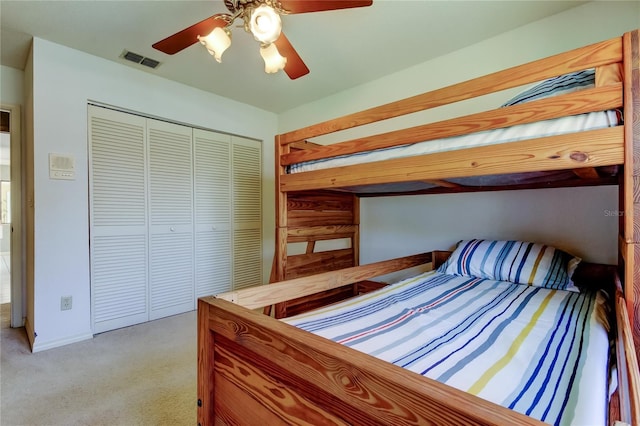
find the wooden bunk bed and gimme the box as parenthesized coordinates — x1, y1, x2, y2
(197, 29, 640, 425)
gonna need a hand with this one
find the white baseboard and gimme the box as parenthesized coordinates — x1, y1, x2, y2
(31, 331, 93, 353)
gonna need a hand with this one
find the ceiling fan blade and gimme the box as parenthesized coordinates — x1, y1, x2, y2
(152, 14, 229, 55)
(278, 0, 372, 14)
(274, 33, 310, 80)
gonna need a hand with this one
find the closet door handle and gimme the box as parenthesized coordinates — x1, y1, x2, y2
(170, 227, 175, 232)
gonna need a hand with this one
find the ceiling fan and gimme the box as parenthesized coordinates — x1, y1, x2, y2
(152, 0, 373, 80)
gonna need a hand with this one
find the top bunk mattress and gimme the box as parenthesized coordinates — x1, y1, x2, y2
(284, 269, 612, 426)
(288, 109, 621, 174)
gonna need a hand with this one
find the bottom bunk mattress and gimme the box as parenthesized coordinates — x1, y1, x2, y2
(285, 271, 611, 426)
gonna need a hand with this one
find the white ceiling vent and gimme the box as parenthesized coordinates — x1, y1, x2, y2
(121, 50, 161, 69)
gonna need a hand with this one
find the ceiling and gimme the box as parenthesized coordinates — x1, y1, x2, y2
(0, 0, 588, 113)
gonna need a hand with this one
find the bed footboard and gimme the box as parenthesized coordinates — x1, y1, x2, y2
(197, 296, 544, 426)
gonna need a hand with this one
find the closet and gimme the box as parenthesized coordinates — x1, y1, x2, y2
(88, 105, 262, 333)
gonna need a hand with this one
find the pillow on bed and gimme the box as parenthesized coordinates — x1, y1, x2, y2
(501, 69, 595, 107)
(437, 239, 581, 291)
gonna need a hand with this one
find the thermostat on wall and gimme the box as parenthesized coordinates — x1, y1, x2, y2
(49, 153, 76, 180)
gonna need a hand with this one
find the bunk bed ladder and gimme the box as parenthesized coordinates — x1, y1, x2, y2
(273, 190, 364, 318)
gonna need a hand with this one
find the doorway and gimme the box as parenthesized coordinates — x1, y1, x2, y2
(1, 111, 8, 326)
(1, 105, 23, 328)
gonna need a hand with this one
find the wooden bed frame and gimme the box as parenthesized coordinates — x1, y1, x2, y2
(198, 29, 640, 425)
(199, 252, 639, 425)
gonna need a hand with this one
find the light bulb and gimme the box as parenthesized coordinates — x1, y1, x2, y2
(249, 5, 282, 44)
(198, 27, 232, 63)
(260, 43, 286, 74)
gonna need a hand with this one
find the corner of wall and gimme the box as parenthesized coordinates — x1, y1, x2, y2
(24, 42, 35, 341)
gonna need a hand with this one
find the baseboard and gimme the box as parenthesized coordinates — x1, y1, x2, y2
(31, 331, 93, 353)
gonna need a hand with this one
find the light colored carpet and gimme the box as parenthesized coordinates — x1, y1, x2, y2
(0, 309, 197, 426)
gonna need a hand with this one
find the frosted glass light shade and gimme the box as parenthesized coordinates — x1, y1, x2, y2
(198, 27, 232, 63)
(249, 5, 282, 44)
(260, 43, 287, 74)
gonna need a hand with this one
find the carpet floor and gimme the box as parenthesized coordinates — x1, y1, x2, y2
(0, 306, 197, 425)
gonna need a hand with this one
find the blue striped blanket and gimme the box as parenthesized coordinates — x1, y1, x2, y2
(285, 271, 611, 426)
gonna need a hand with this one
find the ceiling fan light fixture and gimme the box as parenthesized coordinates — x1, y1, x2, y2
(260, 43, 287, 74)
(198, 26, 232, 63)
(249, 4, 282, 44)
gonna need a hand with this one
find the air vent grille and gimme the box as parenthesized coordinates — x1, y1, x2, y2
(121, 50, 161, 69)
(140, 57, 160, 69)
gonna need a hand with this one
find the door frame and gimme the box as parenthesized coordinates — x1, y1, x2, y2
(1, 104, 24, 327)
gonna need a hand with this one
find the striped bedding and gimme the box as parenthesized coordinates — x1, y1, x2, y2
(287, 110, 621, 174)
(285, 271, 611, 426)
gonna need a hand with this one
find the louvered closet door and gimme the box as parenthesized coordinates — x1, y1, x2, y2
(147, 119, 195, 319)
(232, 136, 262, 290)
(89, 106, 149, 333)
(193, 129, 232, 297)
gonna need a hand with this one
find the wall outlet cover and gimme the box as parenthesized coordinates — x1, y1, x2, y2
(60, 296, 72, 311)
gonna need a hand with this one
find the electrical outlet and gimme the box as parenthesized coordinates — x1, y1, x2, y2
(60, 296, 72, 311)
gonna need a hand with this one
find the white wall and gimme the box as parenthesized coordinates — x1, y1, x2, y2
(0, 65, 25, 105)
(360, 185, 617, 262)
(279, 1, 638, 266)
(29, 38, 277, 351)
